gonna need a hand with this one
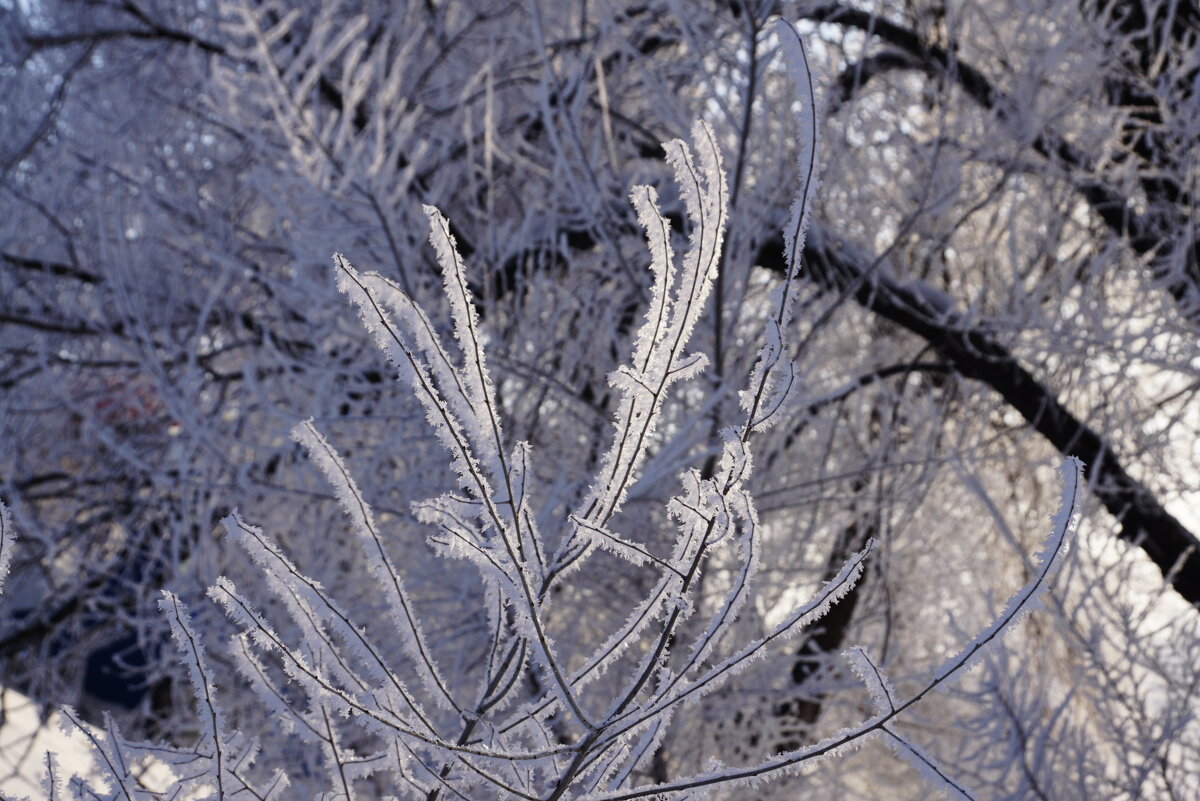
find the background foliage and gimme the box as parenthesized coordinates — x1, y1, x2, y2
(1, 0, 1198, 798)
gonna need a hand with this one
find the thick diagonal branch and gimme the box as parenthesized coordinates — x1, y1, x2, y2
(752, 232, 1200, 603)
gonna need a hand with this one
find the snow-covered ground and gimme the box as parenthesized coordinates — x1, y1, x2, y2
(0, 689, 94, 799)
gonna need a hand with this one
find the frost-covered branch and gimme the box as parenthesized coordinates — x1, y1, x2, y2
(587, 458, 1082, 800)
(0, 500, 14, 596)
(2, 14, 1109, 800)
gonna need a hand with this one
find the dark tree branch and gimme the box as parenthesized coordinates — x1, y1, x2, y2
(829, 50, 924, 112)
(753, 231, 1200, 603)
(804, 2, 1200, 325)
(0, 312, 102, 337)
(2, 252, 101, 285)
(23, 27, 224, 54)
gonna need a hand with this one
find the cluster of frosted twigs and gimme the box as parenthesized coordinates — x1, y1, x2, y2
(0, 20, 1082, 801)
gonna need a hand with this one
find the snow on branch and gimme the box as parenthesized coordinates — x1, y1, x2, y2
(0, 500, 13, 595)
(586, 458, 1083, 801)
(9, 21, 1089, 801)
(738, 19, 821, 435)
(292, 419, 461, 714)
